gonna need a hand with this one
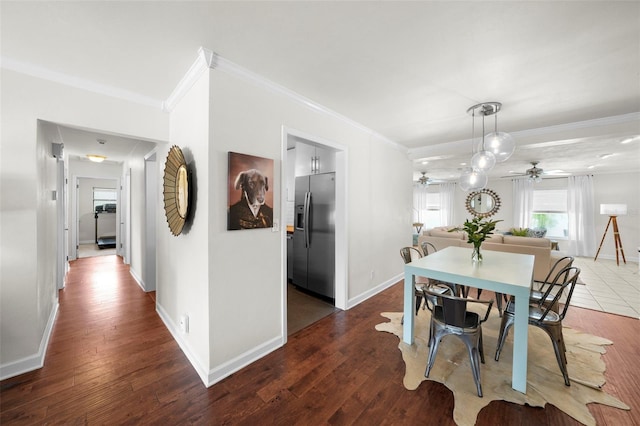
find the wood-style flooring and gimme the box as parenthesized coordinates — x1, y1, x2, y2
(1, 255, 638, 425)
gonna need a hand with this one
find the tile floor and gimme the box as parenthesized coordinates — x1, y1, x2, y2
(570, 256, 639, 318)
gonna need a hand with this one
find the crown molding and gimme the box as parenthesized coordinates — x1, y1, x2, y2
(183, 47, 405, 152)
(162, 47, 214, 112)
(1, 56, 164, 110)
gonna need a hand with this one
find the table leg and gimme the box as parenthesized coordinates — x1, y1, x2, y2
(402, 271, 415, 344)
(511, 289, 529, 393)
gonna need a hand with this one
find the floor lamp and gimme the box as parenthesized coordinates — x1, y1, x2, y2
(594, 204, 627, 266)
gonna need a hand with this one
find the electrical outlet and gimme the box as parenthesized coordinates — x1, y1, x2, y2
(179, 315, 189, 333)
(370, 270, 375, 280)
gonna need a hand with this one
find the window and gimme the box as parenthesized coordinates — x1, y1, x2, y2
(93, 187, 117, 213)
(414, 189, 442, 230)
(531, 189, 568, 238)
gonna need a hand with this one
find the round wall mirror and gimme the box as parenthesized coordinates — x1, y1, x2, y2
(465, 188, 501, 218)
(163, 145, 189, 236)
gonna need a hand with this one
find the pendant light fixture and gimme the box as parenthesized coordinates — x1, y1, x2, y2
(471, 102, 515, 163)
(459, 102, 514, 191)
(470, 107, 496, 172)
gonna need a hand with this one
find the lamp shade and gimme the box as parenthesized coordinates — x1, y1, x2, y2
(600, 204, 627, 215)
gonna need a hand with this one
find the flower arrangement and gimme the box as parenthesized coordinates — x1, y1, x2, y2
(451, 217, 502, 262)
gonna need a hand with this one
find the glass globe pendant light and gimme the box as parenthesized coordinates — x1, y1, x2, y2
(475, 108, 515, 163)
(470, 104, 497, 172)
(459, 167, 488, 192)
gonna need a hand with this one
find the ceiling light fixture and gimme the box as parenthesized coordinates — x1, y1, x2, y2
(459, 102, 515, 191)
(87, 154, 107, 163)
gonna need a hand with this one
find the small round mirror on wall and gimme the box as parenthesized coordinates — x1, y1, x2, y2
(465, 188, 501, 218)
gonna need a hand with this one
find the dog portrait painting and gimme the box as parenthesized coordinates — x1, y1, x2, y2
(227, 152, 274, 230)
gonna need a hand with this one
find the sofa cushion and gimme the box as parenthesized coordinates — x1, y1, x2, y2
(430, 229, 466, 240)
(503, 235, 551, 248)
(485, 233, 503, 243)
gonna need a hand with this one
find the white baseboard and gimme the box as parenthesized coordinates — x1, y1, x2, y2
(155, 303, 209, 386)
(129, 267, 146, 292)
(0, 302, 59, 381)
(347, 273, 402, 310)
(206, 335, 283, 387)
(155, 303, 284, 388)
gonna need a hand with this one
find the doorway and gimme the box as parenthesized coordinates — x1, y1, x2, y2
(76, 177, 119, 259)
(282, 127, 348, 339)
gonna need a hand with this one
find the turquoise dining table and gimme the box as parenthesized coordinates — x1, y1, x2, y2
(403, 246, 534, 394)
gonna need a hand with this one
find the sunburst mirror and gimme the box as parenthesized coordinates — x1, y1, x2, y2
(465, 188, 501, 218)
(163, 145, 189, 236)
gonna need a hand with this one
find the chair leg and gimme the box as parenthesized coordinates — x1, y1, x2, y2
(541, 323, 571, 386)
(494, 312, 514, 361)
(415, 294, 422, 315)
(425, 330, 443, 378)
(462, 333, 483, 397)
(478, 327, 485, 364)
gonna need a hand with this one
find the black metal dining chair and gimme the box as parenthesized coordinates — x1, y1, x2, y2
(423, 289, 493, 397)
(418, 241, 464, 297)
(494, 266, 581, 386)
(400, 247, 453, 314)
(529, 256, 575, 310)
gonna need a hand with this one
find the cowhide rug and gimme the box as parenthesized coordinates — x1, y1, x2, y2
(375, 309, 630, 426)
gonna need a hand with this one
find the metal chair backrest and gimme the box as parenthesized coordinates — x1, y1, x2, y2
(424, 289, 493, 328)
(536, 266, 581, 322)
(420, 241, 438, 257)
(539, 256, 574, 285)
(400, 246, 422, 264)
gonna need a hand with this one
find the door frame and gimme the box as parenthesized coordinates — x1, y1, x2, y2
(280, 126, 348, 342)
(70, 176, 121, 260)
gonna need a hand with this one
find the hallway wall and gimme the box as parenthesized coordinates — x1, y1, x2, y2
(0, 69, 168, 377)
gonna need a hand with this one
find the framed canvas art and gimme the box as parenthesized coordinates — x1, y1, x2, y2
(227, 152, 274, 230)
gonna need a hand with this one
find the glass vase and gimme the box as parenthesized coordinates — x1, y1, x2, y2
(472, 243, 483, 263)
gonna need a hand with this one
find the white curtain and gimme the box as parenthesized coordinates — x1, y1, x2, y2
(512, 178, 534, 229)
(567, 175, 596, 256)
(439, 182, 456, 226)
(413, 185, 429, 224)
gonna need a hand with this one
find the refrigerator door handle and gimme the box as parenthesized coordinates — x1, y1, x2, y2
(304, 191, 311, 248)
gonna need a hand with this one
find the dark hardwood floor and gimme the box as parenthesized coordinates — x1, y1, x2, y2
(1, 255, 638, 425)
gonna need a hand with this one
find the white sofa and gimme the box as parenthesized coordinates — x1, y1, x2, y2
(418, 227, 558, 282)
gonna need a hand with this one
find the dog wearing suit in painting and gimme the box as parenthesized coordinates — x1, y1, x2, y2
(228, 169, 273, 230)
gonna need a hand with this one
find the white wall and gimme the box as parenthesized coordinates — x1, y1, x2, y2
(0, 69, 168, 377)
(156, 71, 211, 382)
(204, 67, 411, 379)
(592, 172, 639, 261)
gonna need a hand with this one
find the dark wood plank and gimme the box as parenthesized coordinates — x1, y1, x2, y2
(1, 255, 638, 425)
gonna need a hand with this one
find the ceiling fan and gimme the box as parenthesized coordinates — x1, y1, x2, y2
(416, 172, 432, 186)
(503, 161, 569, 180)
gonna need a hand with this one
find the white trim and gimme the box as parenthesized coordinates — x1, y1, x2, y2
(281, 127, 349, 312)
(1, 56, 164, 109)
(155, 303, 209, 387)
(128, 266, 146, 292)
(206, 336, 282, 387)
(346, 274, 402, 310)
(162, 47, 213, 112)
(0, 302, 59, 381)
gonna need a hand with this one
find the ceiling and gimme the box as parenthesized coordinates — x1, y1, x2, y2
(2, 1, 639, 180)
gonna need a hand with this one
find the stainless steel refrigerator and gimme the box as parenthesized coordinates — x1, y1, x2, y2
(292, 172, 335, 300)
